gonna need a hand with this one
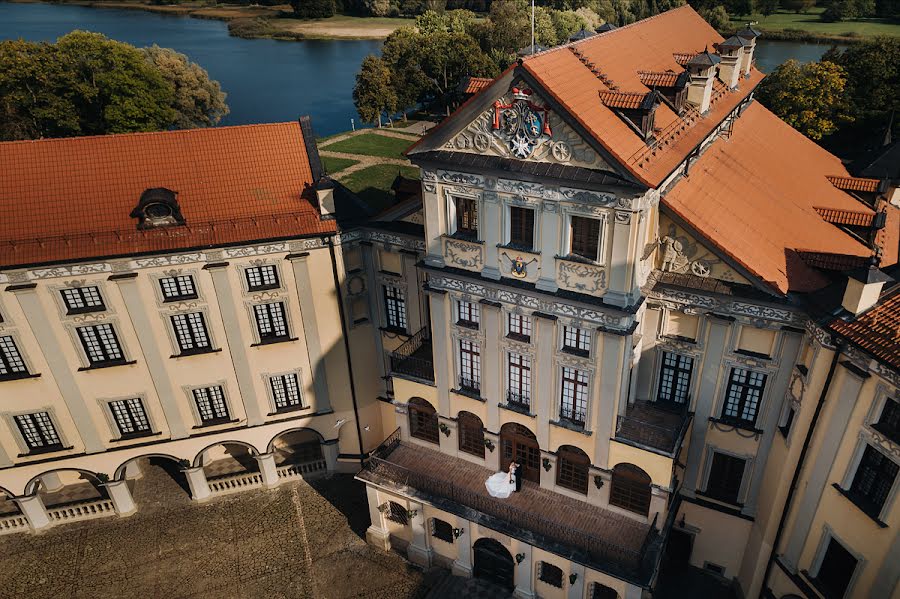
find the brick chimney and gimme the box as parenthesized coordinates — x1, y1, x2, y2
(716, 36, 747, 89)
(841, 260, 892, 315)
(736, 25, 761, 76)
(685, 49, 721, 114)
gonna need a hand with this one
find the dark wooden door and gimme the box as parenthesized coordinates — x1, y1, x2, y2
(500, 426, 540, 484)
(473, 539, 514, 590)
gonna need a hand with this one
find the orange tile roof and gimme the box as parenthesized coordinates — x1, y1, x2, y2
(522, 6, 765, 187)
(673, 52, 699, 66)
(877, 200, 900, 267)
(826, 175, 881, 193)
(814, 208, 875, 227)
(829, 290, 900, 371)
(663, 102, 874, 294)
(599, 90, 648, 110)
(638, 71, 681, 87)
(463, 77, 494, 95)
(0, 122, 335, 269)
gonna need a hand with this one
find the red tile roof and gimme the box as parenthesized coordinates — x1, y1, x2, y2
(663, 102, 874, 294)
(814, 208, 875, 227)
(826, 175, 881, 193)
(0, 122, 335, 269)
(638, 71, 681, 87)
(599, 90, 649, 110)
(829, 290, 900, 372)
(463, 77, 494, 95)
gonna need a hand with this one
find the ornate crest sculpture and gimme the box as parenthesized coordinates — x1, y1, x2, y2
(492, 87, 552, 159)
(507, 254, 537, 278)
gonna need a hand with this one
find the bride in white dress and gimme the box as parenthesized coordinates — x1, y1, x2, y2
(485, 463, 517, 499)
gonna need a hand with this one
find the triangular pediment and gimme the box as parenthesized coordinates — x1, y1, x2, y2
(657, 213, 751, 285)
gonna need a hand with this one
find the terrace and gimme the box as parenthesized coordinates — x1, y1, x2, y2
(615, 401, 692, 458)
(390, 327, 434, 383)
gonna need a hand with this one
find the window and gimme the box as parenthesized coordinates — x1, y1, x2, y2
(509, 206, 535, 249)
(270, 373, 304, 411)
(383, 285, 407, 331)
(14, 412, 62, 453)
(570, 215, 602, 262)
(610, 463, 652, 516)
(171, 312, 212, 354)
(779, 405, 795, 439)
(192, 386, 230, 425)
(562, 325, 591, 356)
(507, 313, 532, 341)
(77, 324, 125, 366)
(705, 452, 746, 505)
(159, 275, 197, 301)
(560, 367, 588, 426)
(408, 397, 439, 444)
(458, 411, 485, 458)
(108, 398, 152, 438)
(253, 302, 289, 342)
(507, 353, 531, 409)
(657, 352, 693, 405)
(873, 399, 900, 445)
(846, 444, 898, 518)
(0, 336, 29, 379)
(538, 562, 563, 588)
(456, 300, 480, 328)
(386, 501, 408, 525)
(60, 287, 105, 314)
(811, 536, 858, 599)
(721, 368, 767, 426)
(431, 518, 454, 543)
(454, 196, 478, 239)
(590, 583, 618, 599)
(459, 339, 481, 394)
(245, 265, 280, 291)
(557, 445, 590, 494)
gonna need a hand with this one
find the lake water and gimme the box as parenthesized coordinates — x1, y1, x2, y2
(0, 1, 838, 134)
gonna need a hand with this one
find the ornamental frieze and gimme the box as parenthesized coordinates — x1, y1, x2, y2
(29, 263, 110, 279)
(225, 243, 289, 258)
(557, 260, 607, 295)
(497, 179, 545, 197)
(560, 188, 618, 207)
(444, 238, 484, 270)
(437, 170, 483, 188)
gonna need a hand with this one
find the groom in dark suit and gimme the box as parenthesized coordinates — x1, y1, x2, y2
(513, 462, 524, 492)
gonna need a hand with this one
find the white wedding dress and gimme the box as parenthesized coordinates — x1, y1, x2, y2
(485, 471, 516, 499)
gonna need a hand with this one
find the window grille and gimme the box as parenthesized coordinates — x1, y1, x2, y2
(192, 386, 230, 424)
(159, 275, 197, 301)
(560, 367, 588, 425)
(77, 324, 125, 365)
(538, 562, 563, 588)
(254, 302, 289, 341)
(109, 398, 152, 438)
(14, 412, 62, 452)
(61, 287, 105, 313)
(245, 265, 280, 291)
(270, 373, 303, 411)
(431, 518, 454, 542)
(171, 312, 211, 353)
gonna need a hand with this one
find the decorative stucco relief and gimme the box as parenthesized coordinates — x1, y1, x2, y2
(443, 237, 484, 271)
(557, 259, 607, 296)
(657, 215, 750, 284)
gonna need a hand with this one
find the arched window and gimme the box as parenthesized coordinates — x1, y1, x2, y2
(556, 445, 590, 494)
(538, 562, 564, 588)
(408, 397, 439, 444)
(609, 463, 652, 516)
(457, 411, 485, 458)
(590, 583, 618, 599)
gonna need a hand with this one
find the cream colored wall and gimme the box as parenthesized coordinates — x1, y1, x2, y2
(679, 501, 752, 577)
(608, 440, 674, 488)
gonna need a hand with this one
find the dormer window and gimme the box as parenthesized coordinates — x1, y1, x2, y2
(130, 188, 185, 230)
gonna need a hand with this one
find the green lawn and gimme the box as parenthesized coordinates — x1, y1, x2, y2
(323, 133, 413, 160)
(322, 155, 358, 175)
(339, 164, 420, 213)
(728, 8, 900, 37)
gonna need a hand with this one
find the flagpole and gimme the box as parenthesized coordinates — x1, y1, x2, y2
(531, 0, 535, 54)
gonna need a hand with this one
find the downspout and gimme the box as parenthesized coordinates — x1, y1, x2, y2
(761, 338, 843, 593)
(327, 236, 366, 468)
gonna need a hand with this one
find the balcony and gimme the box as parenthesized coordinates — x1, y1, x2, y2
(360, 429, 661, 584)
(615, 401, 692, 457)
(389, 327, 434, 383)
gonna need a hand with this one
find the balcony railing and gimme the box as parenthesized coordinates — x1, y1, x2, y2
(615, 400, 692, 457)
(457, 376, 481, 396)
(389, 327, 434, 382)
(505, 390, 531, 412)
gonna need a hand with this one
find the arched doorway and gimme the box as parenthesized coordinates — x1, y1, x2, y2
(499, 423, 540, 484)
(269, 428, 327, 477)
(115, 455, 191, 509)
(195, 441, 259, 481)
(609, 463, 652, 516)
(473, 537, 514, 590)
(26, 469, 108, 508)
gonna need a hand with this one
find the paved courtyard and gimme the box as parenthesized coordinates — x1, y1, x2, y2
(0, 461, 439, 599)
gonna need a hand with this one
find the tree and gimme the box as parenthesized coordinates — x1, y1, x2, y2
(699, 4, 730, 28)
(290, 0, 336, 17)
(756, 59, 852, 140)
(780, 0, 814, 12)
(758, 0, 779, 16)
(823, 37, 900, 122)
(142, 46, 228, 129)
(353, 55, 398, 126)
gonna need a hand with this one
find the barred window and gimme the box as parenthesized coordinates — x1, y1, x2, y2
(14, 412, 62, 452)
(192, 386, 230, 425)
(557, 445, 590, 494)
(409, 397, 439, 444)
(570, 215, 601, 262)
(0, 336, 28, 378)
(454, 196, 478, 238)
(108, 398, 152, 438)
(456, 300, 480, 328)
(507, 353, 531, 409)
(459, 339, 481, 393)
(847, 444, 899, 518)
(657, 352, 693, 405)
(874, 399, 900, 445)
(383, 285, 407, 331)
(245, 265, 280, 291)
(507, 313, 532, 340)
(610, 463, 651, 515)
(270, 373, 303, 411)
(560, 367, 588, 426)
(458, 411, 485, 458)
(705, 452, 746, 505)
(722, 368, 767, 425)
(77, 324, 125, 366)
(538, 562, 564, 588)
(509, 206, 535, 249)
(159, 275, 197, 301)
(431, 518, 454, 543)
(386, 501, 408, 525)
(590, 583, 618, 599)
(254, 302, 289, 342)
(811, 536, 858, 599)
(562, 325, 591, 356)
(171, 312, 211, 353)
(60, 286, 105, 314)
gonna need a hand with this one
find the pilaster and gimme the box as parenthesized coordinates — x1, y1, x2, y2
(407, 500, 433, 567)
(451, 523, 473, 576)
(595, 333, 623, 469)
(482, 302, 502, 427)
(566, 562, 585, 599)
(360, 243, 389, 390)
(533, 315, 556, 448)
(512, 538, 535, 599)
(183, 466, 212, 502)
(14, 494, 51, 532)
(104, 480, 137, 517)
(429, 291, 453, 417)
(255, 452, 280, 488)
(323, 439, 340, 473)
(365, 485, 392, 551)
(605, 211, 636, 308)
(422, 179, 445, 267)
(535, 202, 559, 293)
(482, 192, 501, 280)
(401, 251, 423, 332)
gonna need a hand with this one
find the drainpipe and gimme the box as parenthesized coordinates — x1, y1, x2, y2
(761, 338, 842, 593)
(327, 236, 366, 468)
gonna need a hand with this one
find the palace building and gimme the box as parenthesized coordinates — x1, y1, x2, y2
(0, 6, 898, 599)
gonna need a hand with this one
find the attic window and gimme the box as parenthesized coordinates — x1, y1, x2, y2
(130, 188, 185, 230)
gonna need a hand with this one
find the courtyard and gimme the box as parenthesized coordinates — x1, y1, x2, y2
(0, 462, 439, 599)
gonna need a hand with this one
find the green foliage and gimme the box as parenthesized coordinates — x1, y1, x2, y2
(758, 0, 780, 16)
(142, 45, 228, 128)
(326, 132, 412, 157)
(757, 58, 852, 139)
(415, 8, 477, 32)
(700, 4, 730, 28)
(291, 0, 336, 17)
(322, 155, 359, 174)
(823, 37, 900, 119)
(780, 0, 814, 12)
(353, 55, 398, 126)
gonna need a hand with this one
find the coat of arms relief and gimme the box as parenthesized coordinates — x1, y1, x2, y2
(446, 84, 608, 170)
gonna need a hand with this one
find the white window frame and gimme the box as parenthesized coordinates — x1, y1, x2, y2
(559, 365, 590, 426)
(4, 408, 68, 455)
(445, 189, 480, 239)
(700, 446, 754, 505)
(506, 311, 533, 340)
(562, 211, 608, 265)
(457, 338, 481, 392)
(506, 351, 532, 408)
(244, 264, 281, 292)
(456, 299, 480, 327)
(99, 395, 155, 440)
(839, 435, 900, 522)
(265, 370, 307, 413)
(561, 324, 592, 355)
(808, 525, 865, 599)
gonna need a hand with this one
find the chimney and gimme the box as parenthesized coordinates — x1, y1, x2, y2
(685, 49, 721, 114)
(716, 36, 747, 89)
(316, 178, 336, 219)
(736, 25, 761, 76)
(841, 260, 892, 315)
